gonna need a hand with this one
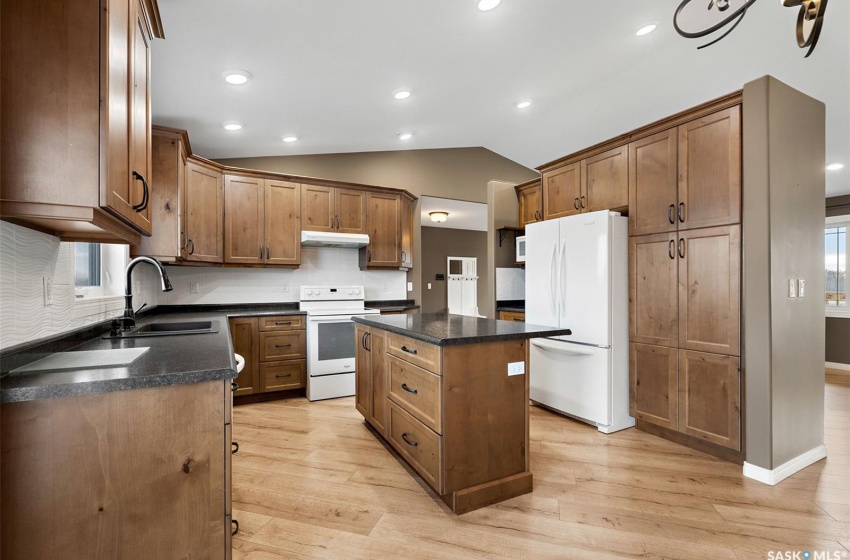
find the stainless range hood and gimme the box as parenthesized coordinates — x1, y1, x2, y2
(301, 230, 370, 248)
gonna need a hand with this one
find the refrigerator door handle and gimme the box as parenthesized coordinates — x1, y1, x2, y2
(560, 238, 567, 317)
(550, 242, 558, 317)
(531, 338, 593, 356)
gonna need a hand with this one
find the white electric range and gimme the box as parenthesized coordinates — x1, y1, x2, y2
(299, 285, 380, 401)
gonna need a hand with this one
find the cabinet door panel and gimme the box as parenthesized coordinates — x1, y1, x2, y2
(129, 6, 152, 234)
(678, 225, 740, 356)
(265, 180, 301, 266)
(301, 184, 335, 232)
(355, 325, 371, 419)
(224, 175, 264, 264)
(229, 317, 259, 396)
(400, 197, 414, 269)
(678, 106, 741, 230)
(678, 350, 740, 450)
(582, 146, 628, 212)
(628, 129, 678, 236)
(543, 163, 581, 220)
(337, 188, 367, 234)
(369, 330, 388, 435)
(185, 161, 224, 263)
(517, 183, 542, 227)
(366, 192, 401, 268)
(629, 233, 678, 347)
(630, 343, 678, 430)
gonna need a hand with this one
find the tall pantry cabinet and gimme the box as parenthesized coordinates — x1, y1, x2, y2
(628, 105, 742, 453)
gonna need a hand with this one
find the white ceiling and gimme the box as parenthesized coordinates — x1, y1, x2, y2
(151, 1, 850, 196)
(420, 196, 488, 231)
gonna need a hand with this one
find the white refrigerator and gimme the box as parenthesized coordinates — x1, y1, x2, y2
(525, 210, 634, 433)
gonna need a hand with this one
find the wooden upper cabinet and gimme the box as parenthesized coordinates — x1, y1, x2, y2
(230, 317, 260, 397)
(224, 175, 265, 265)
(362, 192, 402, 268)
(400, 196, 414, 269)
(630, 343, 678, 430)
(301, 185, 335, 232)
(581, 146, 628, 212)
(184, 160, 224, 263)
(516, 180, 542, 228)
(678, 225, 741, 356)
(265, 180, 301, 266)
(629, 232, 678, 348)
(628, 129, 678, 236)
(677, 106, 741, 231)
(129, 1, 153, 234)
(678, 350, 740, 450)
(336, 188, 367, 235)
(543, 163, 581, 220)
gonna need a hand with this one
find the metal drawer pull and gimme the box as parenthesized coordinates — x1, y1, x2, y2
(231, 382, 239, 393)
(573, 197, 580, 210)
(668, 204, 675, 224)
(275, 374, 292, 379)
(401, 383, 418, 394)
(668, 239, 675, 259)
(231, 441, 239, 455)
(678, 238, 686, 258)
(274, 321, 292, 325)
(231, 519, 239, 536)
(678, 202, 685, 223)
(400, 345, 417, 355)
(513, 317, 524, 322)
(580, 195, 586, 209)
(275, 344, 292, 348)
(401, 433, 418, 447)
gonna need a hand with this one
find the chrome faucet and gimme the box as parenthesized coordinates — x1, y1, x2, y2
(122, 256, 173, 331)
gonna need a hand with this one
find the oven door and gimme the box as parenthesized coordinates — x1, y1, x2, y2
(306, 315, 358, 377)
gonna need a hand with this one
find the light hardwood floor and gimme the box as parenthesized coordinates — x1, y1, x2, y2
(232, 380, 850, 559)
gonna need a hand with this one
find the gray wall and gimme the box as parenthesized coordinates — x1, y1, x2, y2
(825, 196, 850, 365)
(420, 227, 488, 315)
(743, 76, 826, 470)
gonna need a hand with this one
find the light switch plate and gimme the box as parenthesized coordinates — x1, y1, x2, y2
(189, 282, 201, 294)
(508, 361, 525, 376)
(407, 282, 413, 292)
(427, 283, 432, 290)
(798, 279, 805, 298)
(42, 276, 53, 306)
(788, 279, 797, 298)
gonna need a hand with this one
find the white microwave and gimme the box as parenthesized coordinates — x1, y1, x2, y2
(516, 236, 526, 262)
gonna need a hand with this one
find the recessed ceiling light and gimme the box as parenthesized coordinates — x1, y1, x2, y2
(223, 70, 251, 85)
(398, 132, 414, 141)
(394, 90, 411, 100)
(636, 22, 658, 36)
(477, 0, 501, 11)
(282, 135, 298, 143)
(222, 122, 243, 131)
(826, 162, 845, 171)
(516, 99, 532, 109)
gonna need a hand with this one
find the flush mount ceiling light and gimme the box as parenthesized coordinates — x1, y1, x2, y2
(429, 211, 449, 223)
(635, 22, 658, 36)
(394, 90, 412, 100)
(826, 162, 845, 171)
(398, 132, 414, 140)
(223, 70, 251, 85)
(222, 122, 243, 131)
(477, 0, 501, 11)
(516, 99, 532, 109)
(282, 135, 298, 143)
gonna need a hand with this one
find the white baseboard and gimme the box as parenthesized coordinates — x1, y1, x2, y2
(743, 444, 827, 485)
(826, 361, 850, 372)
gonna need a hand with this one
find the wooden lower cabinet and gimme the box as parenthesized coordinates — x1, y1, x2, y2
(498, 310, 525, 322)
(678, 350, 741, 451)
(260, 360, 306, 392)
(630, 343, 678, 430)
(229, 315, 307, 396)
(230, 317, 260, 396)
(355, 325, 388, 435)
(0, 380, 232, 559)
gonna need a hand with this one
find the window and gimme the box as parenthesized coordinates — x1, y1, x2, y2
(71, 243, 127, 299)
(825, 219, 848, 315)
(74, 243, 101, 288)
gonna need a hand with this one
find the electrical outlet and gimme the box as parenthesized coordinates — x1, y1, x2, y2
(42, 277, 53, 306)
(427, 283, 432, 290)
(788, 279, 797, 298)
(798, 279, 806, 298)
(189, 281, 201, 294)
(507, 362, 525, 376)
(382, 282, 389, 292)
(407, 282, 413, 292)
(281, 283, 289, 293)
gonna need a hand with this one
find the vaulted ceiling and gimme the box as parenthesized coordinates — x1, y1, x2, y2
(152, 0, 850, 196)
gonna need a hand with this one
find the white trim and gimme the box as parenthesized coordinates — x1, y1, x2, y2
(826, 361, 850, 372)
(743, 444, 827, 485)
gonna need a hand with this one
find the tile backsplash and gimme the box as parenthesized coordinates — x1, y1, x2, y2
(0, 222, 162, 349)
(163, 247, 407, 305)
(496, 267, 525, 301)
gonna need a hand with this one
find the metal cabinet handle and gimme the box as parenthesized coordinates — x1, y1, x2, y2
(231, 441, 239, 455)
(274, 321, 292, 326)
(275, 343, 292, 348)
(401, 383, 418, 394)
(668, 204, 675, 225)
(361, 332, 368, 350)
(365, 332, 371, 351)
(266, 245, 270, 260)
(678, 202, 685, 223)
(401, 251, 406, 262)
(512, 317, 524, 322)
(231, 382, 239, 392)
(259, 245, 263, 259)
(678, 238, 686, 258)
(231, 519, 239, 536)
(180, 231, 188, 250)
(131, 171, 149, 212)
(400, 345, 417, 355)
(401, 433, 418, 447)
(188, 239, 195, 255)
(573, 197, 580, 210)
(275, 374, 292, 379)
(580, 195, 586, 209)
(669, 239, 675, 259)
(535, 210, 542, 221)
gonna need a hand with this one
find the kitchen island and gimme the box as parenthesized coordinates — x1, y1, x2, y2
(352, 313, 571, 514)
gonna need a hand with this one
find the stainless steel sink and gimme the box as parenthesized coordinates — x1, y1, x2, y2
(105, 320, 219, 338)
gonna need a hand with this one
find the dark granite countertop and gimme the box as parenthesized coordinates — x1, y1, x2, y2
(352, 313, 570, 346)
(1, 303, 305, 403)
(365, 299, 420, 312)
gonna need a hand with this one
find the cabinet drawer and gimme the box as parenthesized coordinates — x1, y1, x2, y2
(387, 400, 443, 493)
(387, 355, 442, 434)
(499, 311, 525, 322)
(260, 331, 306, 361)
(258, 314, 305, 331)
(260, 360, 306, 392)
(387, 332, 441, 374)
